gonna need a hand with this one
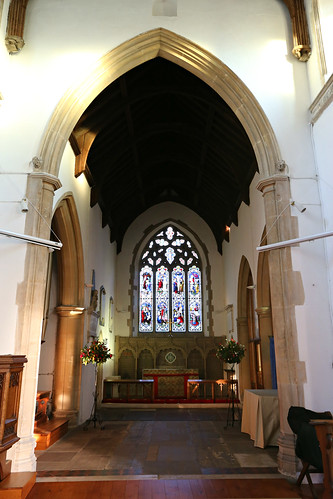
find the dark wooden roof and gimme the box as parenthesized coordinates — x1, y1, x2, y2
(72, 57, 258, 253)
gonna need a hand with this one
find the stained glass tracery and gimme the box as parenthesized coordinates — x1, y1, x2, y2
(139, 226, 202, 333)
(188, 266, 202, 332)
(139, 266, 153, 332)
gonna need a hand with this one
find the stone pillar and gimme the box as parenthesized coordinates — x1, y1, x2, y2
(257, 175, 306, 477)
(0, 355, 27, 480)
(53, 306, 85, 423)
(9, 171, 62, 472)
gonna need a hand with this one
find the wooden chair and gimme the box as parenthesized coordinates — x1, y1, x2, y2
(287, 406, 332, 498)
(310, 419, 333, 499)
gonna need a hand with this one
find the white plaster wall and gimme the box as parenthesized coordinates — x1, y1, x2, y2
(0, 175, 28, 354)
(317, 0, 333, 79)
(295, 101, 333, 413)
(116, 202, 225, 338)
(306, 0, 333, 95)
(297, 0, 333, 412)
(0, 2, 28, 353)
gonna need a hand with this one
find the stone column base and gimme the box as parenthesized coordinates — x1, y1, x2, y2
(53, 410, 79, 427)
(7, 436, 37, 473)
(277, 431, 298, 478)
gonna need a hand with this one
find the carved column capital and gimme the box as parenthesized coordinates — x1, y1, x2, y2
(28, 171, 62, 192)
(256, 174, 290, 196)
(255, 306, 271, 318)
(56, 306, 85, 318)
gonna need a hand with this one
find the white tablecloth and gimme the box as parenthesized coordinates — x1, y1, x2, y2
(241, 389, 280, 448)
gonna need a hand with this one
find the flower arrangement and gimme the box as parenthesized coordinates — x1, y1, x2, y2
(216, 337, 246, 366)
(80, 339, 112, 365)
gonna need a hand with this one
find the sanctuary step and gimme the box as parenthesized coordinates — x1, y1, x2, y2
(34, 418, 69, 451)
(0, 472, 36, 499)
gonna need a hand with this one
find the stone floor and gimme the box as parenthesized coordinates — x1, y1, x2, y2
(35, 406, 280, 480)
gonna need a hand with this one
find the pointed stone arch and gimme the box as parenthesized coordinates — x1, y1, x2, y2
(38, 28, 282, 179)
(256, 228, 275, 390)
(51, 194, 85, 422)
(237, 256, 253, 397)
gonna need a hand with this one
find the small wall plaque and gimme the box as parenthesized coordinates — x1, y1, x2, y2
(165, 351, 176, 364)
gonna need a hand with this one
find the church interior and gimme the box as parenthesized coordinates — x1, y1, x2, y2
(1, 0, 333, 497)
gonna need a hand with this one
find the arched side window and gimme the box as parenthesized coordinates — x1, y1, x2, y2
(139, 225, 203, 334)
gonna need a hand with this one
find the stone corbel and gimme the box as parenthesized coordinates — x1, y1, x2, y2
(282, 0, 311, 61)
(5, 0, 30, 54)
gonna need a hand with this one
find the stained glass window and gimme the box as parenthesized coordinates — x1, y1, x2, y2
(138, 225, 202, 333)
(139, 266, 153, 332)
(188, 266, 202, 332)
(156, 266, 169, 332)
(172, 266, 186, 332)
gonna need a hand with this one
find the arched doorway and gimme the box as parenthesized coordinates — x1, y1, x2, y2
(256, 229, 276, 390)
(237, 256, 261, 397)
(47, 195, 85, 423)
(16, 28, 302, 476)
(237, 246, 277, 403)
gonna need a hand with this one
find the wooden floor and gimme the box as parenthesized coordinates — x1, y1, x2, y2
(27, 478, 322, 498)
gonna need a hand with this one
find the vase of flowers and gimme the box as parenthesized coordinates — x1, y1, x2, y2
(80, 338, 113, 365)
(80, 339, 112, 429)
(216, 337, 246, 371)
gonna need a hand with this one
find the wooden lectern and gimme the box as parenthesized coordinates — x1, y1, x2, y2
(0, 355, 27, 481)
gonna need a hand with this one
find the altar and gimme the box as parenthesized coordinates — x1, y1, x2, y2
(241, 389, 280, 448)
(142, 369, 199, 399)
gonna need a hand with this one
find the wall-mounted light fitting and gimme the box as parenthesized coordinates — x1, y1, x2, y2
(290, 200, 306, 213)
(20, 198, 29, 212)
(0, 229, 62, 250)
(257, 230, 333, 252)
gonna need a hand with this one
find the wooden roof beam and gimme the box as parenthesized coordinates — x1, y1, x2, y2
(282, 0, 311, 61)
(5, 0, 29, 53)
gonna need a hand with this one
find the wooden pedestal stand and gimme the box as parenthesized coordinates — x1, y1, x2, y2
(83, 365, 104, 430)
(0, 354, 37, 499)
(0, 355, 27, 481)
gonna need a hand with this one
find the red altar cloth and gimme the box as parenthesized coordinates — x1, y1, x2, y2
(142, 369, 199, 399)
